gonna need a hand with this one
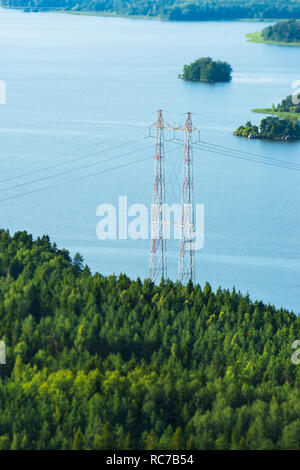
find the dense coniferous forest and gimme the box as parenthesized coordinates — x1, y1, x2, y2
(2, 0, 300, 21)
(181, 57, 232, 83)
(1, 230, 300, 449)
(234, 116, 300, 140)
(262, 19, 300, 42)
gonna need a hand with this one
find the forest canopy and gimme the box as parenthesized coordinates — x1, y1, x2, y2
(181, 57, 232, 83)
(2, 0, 300, 21)
(262, 20, 300, 42)
(1, 230, 300, 449)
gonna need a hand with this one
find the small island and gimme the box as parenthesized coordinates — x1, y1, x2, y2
(247, 20, 300, 46)
(253, 94, 300, 120)
(179, 57, 232, 83)
(234, 116, 300, 141)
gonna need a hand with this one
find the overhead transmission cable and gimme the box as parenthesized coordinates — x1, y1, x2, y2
(194, 143, 300, 172)
(0, 127, 141, 176)
(199, 140, 300, 169)
(0, 142, 153, 194)
(0, 136, 147, 185)
(0, 155, 153, 203)
(164, 136, 300, 172)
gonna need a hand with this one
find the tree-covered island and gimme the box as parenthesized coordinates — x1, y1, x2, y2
(234, 116, 300, 141)
(253, 94, 300, 120)
(247, 20, 300, 46)
(179, 57, 232, 83)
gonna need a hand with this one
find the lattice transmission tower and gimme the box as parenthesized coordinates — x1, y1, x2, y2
(178, 112, 195, 284)
(149, 110, 199, 284)
(149, 110, 167, 282)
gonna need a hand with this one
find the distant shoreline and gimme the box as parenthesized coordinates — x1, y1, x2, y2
(0, 6, 298, 23)
(49, 11, 293, 23)
(246, 31, 300, 46)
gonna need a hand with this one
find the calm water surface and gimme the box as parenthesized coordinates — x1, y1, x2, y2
(0, 8, 299, 311)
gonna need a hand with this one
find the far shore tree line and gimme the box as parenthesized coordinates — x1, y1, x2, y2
(3, 0, 300, 21)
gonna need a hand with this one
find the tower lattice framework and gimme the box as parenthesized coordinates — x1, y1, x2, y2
(149, 110, 199, 284)
(178, 112, 195, 284)
(149, 110, 167, 282)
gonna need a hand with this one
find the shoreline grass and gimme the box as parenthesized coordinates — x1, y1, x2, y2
(246, 31, 300, 46)
(252, 108, 300, 120)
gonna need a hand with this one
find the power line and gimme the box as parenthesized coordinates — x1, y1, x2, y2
(0, 127, 144, 176)
(0, 143, 153, 194)
(0, 155, 153, 203)
(0, 136, 146, 185)
(194, 144, 300, 172)
(165, 137, 300, 172)
(199, 140, 300, 169)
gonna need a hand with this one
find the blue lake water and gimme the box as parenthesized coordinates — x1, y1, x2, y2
(0, 8, 300, 312)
